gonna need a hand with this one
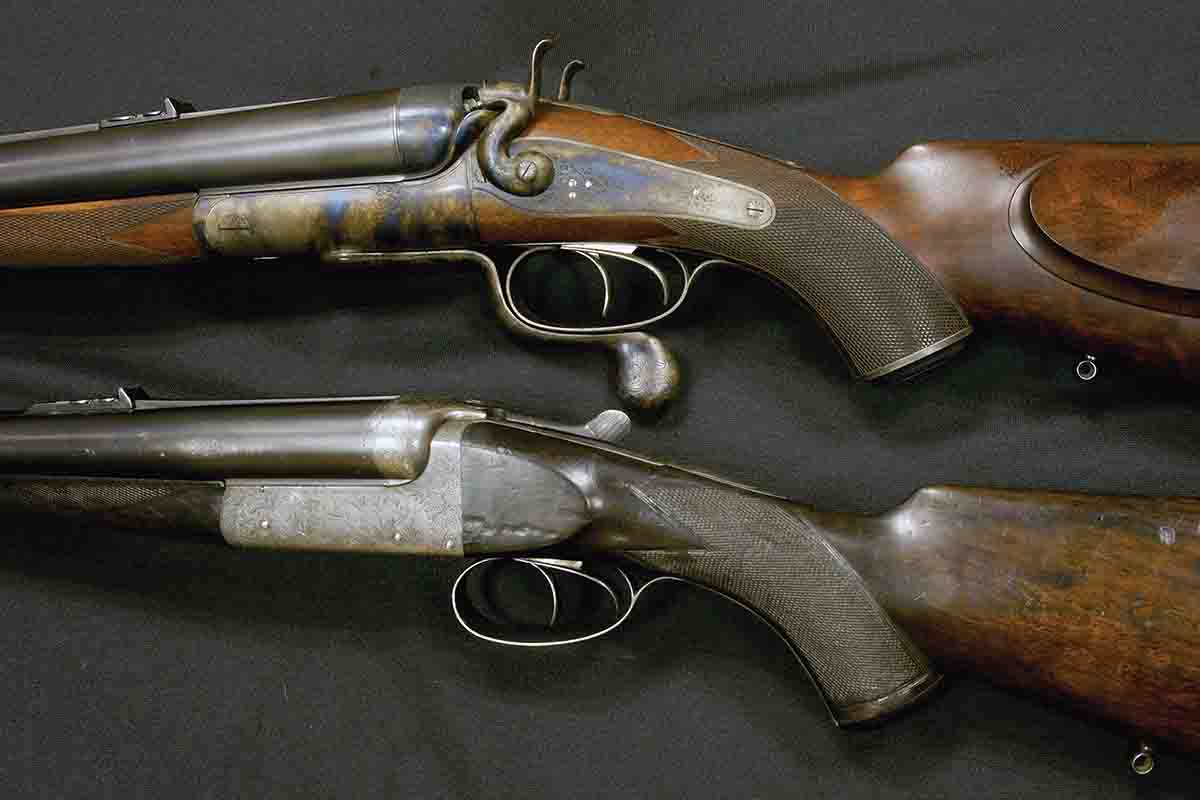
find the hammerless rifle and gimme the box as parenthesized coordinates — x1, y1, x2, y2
(2, 40, 1200, 407)
(0, 388, 1196, 774)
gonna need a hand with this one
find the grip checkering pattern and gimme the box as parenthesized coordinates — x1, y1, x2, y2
(629, 483, 932, 715)
(660, 142, 970, 378)
(0, 479, 183, 513)
(0, 195, 197, 266)
(0, 477, 223, 533)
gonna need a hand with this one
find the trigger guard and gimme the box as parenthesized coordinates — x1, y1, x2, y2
(451, 555, 847, 726)
(452, 557, 635, 647)
(451, 556, 822, 665)
(455, 557, 562, 629)
(486, 248, 683, 410)
(352, 249, 683, 410)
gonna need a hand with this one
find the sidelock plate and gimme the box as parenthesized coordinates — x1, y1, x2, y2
(470, 138, 777, 230)
(219, 421, 470, 556)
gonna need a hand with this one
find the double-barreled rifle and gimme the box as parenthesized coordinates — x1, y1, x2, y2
(0, 388, 1195, 774)
(2, 40, 1200, 407)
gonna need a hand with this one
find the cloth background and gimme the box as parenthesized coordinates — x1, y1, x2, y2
(1, 1, 1198, 797)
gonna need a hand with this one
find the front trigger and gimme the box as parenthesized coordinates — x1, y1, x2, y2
(558, 243, 673, 308)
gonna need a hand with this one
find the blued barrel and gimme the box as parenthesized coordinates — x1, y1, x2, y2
(0, 85, 466, 207)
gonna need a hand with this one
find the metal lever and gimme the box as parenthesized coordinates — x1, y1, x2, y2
(498, 408, 632, 443)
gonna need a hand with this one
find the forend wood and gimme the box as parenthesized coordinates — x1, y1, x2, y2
(0, 193, 201, 267)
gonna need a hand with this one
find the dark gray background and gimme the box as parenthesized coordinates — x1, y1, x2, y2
(1, 1, 1198, 797)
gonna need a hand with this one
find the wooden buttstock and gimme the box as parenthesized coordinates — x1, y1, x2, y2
(812, 486, 1200, 753)
(828, 142, 1200, 381)
(487, 105, 972, 380)
(0, 193, 202, 266)
(497, 105, 1200, 382)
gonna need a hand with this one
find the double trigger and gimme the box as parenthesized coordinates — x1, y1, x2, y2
(508, 243, 677, 331)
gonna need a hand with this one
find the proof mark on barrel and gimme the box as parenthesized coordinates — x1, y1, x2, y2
(219, 214, 253, 232)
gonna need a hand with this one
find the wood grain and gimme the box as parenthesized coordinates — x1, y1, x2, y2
(1030, 152, 1200, 291)
(0, 193, 202, 266)
(531, 103, 715, 162)
(824, 142, 1200, 382)
(810, 486, 1200, 753)
(507, 104, 1200, 383)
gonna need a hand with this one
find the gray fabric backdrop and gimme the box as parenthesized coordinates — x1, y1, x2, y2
(1, 1, 1198, 797)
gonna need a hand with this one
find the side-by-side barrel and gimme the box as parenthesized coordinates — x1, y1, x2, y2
(0, 397, 488, 479)
(0, 85, 467, 207)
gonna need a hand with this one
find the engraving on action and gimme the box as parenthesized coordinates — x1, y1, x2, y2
(471, 139, 776, 230)
(220, 420, 471, 555)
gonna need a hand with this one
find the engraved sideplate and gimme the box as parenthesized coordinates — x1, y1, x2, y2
(219, 420, 471, 556)
(472, 138, 776, 229)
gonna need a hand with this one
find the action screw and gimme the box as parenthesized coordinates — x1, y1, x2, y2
(518, 159, 540, 183)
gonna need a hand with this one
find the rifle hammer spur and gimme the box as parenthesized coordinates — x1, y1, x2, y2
(472, 38, 559, 196)
(556, 59, 585, 101)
